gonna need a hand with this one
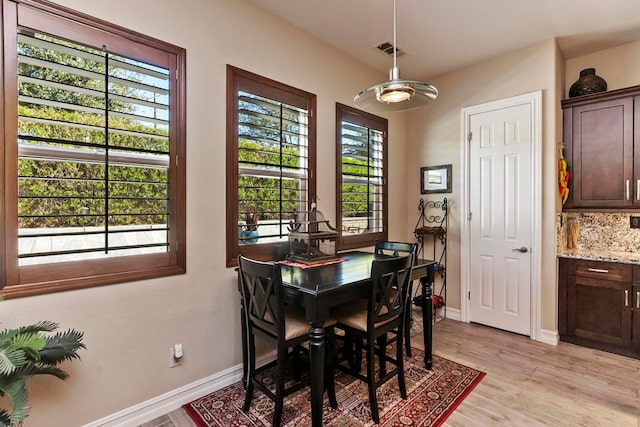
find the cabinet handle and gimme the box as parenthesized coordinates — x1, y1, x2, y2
(636, 291, 640, 309)
(626, 179, 630, 200)
(587, 268, 609, 273)
(625, 290, 629, 307)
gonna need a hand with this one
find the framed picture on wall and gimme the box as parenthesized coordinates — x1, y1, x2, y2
(421, 164, 452, 194)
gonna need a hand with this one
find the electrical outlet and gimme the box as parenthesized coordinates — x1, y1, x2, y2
(169, 347, 183, 368)
(631, 216, 640, 229)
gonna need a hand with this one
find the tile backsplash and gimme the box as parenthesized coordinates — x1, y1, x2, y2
(558, 212, 640, 253)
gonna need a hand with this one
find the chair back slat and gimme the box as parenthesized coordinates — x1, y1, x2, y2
(368, 255, 412, 327)
(374, 240, 418, 263)
(238, 255, 284, 337)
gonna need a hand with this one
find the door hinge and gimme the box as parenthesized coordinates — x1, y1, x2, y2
(467, 212, 472, 221)
(468, 291, 471, 300)
(467, 132, 472, 142)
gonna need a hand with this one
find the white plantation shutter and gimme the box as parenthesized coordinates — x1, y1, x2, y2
(2, 0, 186, 297)
(226, 66, 317, 265)
(340, 121, 384, 233)
(336, 103, 387, 249)
(17, 30, 171, 264)
(237, 91, 310, 243)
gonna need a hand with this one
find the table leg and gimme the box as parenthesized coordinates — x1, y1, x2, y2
(309, 321, 325, 427)
(421, 277, 433, 370)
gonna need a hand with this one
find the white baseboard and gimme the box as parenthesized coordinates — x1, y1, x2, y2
(420, 305, 461, 323)
(436, 308, 558, 347)
(84, 307, 473, 427)
(83, 365, 242, 427)
(83, 352, 274, 427)
(538, 328, 559, 346)
(439, 307, 461, 321)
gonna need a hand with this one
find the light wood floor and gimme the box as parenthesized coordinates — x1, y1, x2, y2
(141, 315, 640, 426)
(432, 318, 639, 426)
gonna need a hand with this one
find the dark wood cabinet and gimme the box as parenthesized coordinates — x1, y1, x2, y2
(562, 86, 640, 210)
(567, 273, 632, 347)
(633, 284, 640, 352)
(632, 271, 640, 352)
(559, 257, 639, 358)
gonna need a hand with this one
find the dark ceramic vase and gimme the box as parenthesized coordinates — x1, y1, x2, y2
(569, 68, 607, 98)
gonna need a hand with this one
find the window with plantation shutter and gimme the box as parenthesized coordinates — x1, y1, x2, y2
(226, 66, 316, 266)
(336, 103, 387, 250)
(1, 0, 186, 297)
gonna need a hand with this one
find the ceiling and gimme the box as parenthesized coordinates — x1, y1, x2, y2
(246, 0, 640, 81)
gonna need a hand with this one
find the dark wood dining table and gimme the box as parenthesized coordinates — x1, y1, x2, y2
(278, 251, 436, 427)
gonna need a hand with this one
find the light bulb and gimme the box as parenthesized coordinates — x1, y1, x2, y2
(377, 85, 414, 103)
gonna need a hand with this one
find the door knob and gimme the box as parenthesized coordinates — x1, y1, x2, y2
(512, 247, 528, 253)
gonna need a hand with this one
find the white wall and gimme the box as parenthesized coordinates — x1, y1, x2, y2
(1, 1, 409, 425)
(405, 40, 562, 332)
(407, 37, 640, 335)
(6, 1, 640, 425)
(566, 39, 640, 96)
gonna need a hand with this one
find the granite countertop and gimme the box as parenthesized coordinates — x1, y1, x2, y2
(557, 212, 640, 264)
(558, 249, 640, 265)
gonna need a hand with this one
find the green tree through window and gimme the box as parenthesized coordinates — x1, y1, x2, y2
(226, 66, 316, 266)
(1, 0, 186, 298)
(336, 103, 388, 250)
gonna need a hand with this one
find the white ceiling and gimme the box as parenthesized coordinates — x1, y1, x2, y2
(246, 0, 640, 81)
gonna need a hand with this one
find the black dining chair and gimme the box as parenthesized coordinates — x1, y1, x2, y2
(332, 255, 413, 424)
(374, 240, 418, 356)
(238, 255, 338, 427)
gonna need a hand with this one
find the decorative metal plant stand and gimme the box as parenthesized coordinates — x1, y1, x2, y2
(413, 198, 448, 320)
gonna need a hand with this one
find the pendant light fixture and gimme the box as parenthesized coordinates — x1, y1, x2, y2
(354, 0, 438, 113)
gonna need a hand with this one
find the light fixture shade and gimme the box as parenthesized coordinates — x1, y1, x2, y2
(354, 0, 438, 113)
(354, 79, 438, 113)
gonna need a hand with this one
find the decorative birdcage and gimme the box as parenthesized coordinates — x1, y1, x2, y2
(287, 208, 339, 263)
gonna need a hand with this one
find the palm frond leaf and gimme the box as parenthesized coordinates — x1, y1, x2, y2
(0, 329, 19, 345)
(39, 329, 86, 364)
(16, 321, 59, 335)
(0, 347, 27, 376)
(0, 319, 84, 425)
(0, 377, 30, 426)
(10, 332, 47, 361)
(13, 363, 70, 381)
(0, 408, 11, 427)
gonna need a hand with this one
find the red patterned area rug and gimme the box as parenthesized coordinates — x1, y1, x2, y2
(183, 348, 485, 427)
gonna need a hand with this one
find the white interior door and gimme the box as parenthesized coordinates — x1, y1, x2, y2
(467, 102, 533, 335)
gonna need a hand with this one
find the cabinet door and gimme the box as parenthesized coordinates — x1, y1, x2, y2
(635, 97, 640, 207)
(557, 258, 575, 336)
(570, 97, 634, 208)
(633, 284, 640, 351)
(567, 275, 632, 346)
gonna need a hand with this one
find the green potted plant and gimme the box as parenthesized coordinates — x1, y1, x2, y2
(0, 312, 86, 427)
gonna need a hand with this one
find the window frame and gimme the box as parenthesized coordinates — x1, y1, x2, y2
(1, 0, 187, 298)
(335, 103, 388, 250)
(226, 65, 317, 267)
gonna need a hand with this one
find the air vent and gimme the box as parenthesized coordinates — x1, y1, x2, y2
(376, 41, 404, 57)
